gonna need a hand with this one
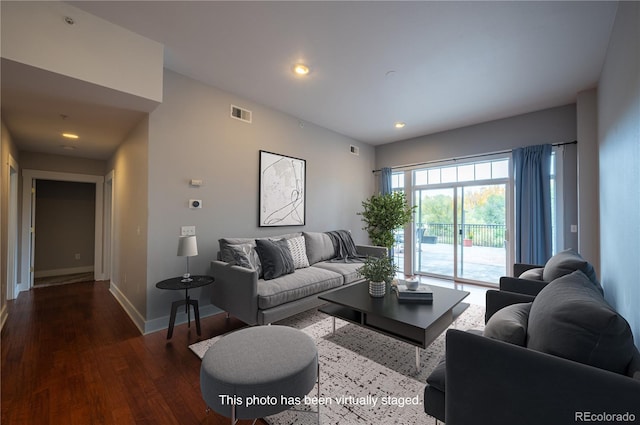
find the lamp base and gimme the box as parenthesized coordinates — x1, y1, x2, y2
(181, 273, 193, 283)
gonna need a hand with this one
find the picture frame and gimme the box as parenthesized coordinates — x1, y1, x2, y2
(259, 150, 306, 227)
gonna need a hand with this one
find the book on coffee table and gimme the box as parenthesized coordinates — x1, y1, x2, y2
(394, 284, 434, 303)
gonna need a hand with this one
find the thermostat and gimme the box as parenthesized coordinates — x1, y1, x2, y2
(189, 199, 202, 209)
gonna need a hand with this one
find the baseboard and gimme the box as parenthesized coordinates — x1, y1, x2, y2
(108, 281, 146, 334)
(108, 280, 226, 336)
(144, 303, 223, 335)
(0, 304, 8, 331)
(35, 266, 94, 278)
(15, 281, 29, 295)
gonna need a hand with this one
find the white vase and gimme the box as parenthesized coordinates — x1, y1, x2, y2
(369, 280, 386, 297)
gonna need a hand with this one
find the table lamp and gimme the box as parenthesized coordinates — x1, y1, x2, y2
(177, 235, 198, 282)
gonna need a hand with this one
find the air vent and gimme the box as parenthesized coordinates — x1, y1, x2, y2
(230, 104, 252, 123)
(350, 145, 360, 156)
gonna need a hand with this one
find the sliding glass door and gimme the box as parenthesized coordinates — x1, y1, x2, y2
(412, 158, 510, 285)
(414, 188, 455, 277)
(457, 184, 507, 282)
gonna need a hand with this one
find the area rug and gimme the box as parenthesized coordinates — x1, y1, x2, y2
(190, 303, 485, 425)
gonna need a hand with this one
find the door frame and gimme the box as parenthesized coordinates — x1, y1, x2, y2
(6, 155, 19, 300)
(405, 155, 513, 285)
(20, 170, 105, 293)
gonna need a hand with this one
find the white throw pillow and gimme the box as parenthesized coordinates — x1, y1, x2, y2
(287, 236, 310, 269)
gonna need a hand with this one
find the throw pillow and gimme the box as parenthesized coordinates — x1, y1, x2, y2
(223, 243, 262, 276)
(222, 243, 253, 269)
(255, 238, 295, 280)
(527, 270, 635, 374)
(542, 249, 601, 292)
(484, 302, 532, 346)
(287, 236, 310, 269)
(303, 232, 336, 264)
(519, 267, 544, 281)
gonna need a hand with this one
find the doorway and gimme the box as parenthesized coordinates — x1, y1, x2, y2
(33, 180, 97, 287)
(20, 170, 105, 293)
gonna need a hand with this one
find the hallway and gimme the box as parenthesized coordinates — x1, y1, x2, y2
(0, 281, 256, 425)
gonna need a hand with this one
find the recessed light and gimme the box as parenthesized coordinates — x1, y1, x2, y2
(394, 122, 406, 129)
(293, 63, 310, 76)
(62, 133, 79, 139)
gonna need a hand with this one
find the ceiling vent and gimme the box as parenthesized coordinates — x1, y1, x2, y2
(230, 104, 252, 123)
(350, 145, 360, 156)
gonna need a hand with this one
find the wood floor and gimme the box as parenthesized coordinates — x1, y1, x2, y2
(1, 281, 267, 425)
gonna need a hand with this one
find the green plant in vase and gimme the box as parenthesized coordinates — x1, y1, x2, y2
(358, 191, 416, 254)
(358, 255, 397, 297)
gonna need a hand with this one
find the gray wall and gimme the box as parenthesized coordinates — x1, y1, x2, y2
(19, 151, 106, 176)
(375, 104, 579, 251)
(144, 70, 375, 323)
(1, 121, 20, 322)
(576, 89, 600, 275)
(107, 116, 149, 320)
(34, 180, 95, 274)
(598, 1, 639, 343)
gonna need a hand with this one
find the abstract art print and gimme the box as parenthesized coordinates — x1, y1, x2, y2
(259, 150, 306, 226)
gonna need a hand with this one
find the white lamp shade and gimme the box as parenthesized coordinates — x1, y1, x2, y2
(177, 235, 198, 257)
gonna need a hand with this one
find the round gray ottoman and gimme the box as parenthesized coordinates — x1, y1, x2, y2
(200, 325, 318, 421)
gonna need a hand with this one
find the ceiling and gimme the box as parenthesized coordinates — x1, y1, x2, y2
(1, 1, 618, 160)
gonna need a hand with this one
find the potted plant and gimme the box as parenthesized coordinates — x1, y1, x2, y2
(464, 231, 473, 247)
(358, 255, 397, 297)
(358, 191, 416, 255)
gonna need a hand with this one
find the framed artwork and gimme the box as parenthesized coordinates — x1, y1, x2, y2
(259, 150, 306, 227)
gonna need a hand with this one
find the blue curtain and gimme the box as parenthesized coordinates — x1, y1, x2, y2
(380, 167, 393, 195)
(513, 144, 552, 264)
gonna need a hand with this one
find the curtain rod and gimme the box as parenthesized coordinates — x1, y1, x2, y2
(372, 140, 577, 173)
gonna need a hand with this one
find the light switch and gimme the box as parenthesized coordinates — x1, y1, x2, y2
(571, 224, 578, 233)
(181, 226, 196, 236)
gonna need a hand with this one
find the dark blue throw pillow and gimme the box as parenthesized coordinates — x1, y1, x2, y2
(255, 239, 295, 280)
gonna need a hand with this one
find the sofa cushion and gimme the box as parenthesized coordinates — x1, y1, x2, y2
(519, 267, 544, 281)
(220, 242, 262, 274)
(484, 302, 531, 346)
(287, 236, 310, 269)
(312, 261, 363, 284)
(542, 249, 600, 290)
(255, 239, 295, 280)
(257, 267, 343, 309)
(527, 270, 635, 374)
(303, 232, 335, 265)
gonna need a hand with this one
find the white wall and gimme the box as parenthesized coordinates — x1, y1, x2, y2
(144, 70, 375, 327)
(598, 1, 640, 343)
(1, 1, 163, 104)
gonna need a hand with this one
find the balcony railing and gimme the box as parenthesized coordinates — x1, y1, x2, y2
(415, 222, 506, 248)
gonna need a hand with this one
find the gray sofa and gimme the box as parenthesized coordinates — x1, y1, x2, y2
(424, 266, 640, 424)
(210, 231, 386, 325)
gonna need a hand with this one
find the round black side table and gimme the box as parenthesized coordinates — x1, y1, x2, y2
(156, 275, 214, 339)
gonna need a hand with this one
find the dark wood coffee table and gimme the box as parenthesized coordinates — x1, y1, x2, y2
(319, 281, 469, 370)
